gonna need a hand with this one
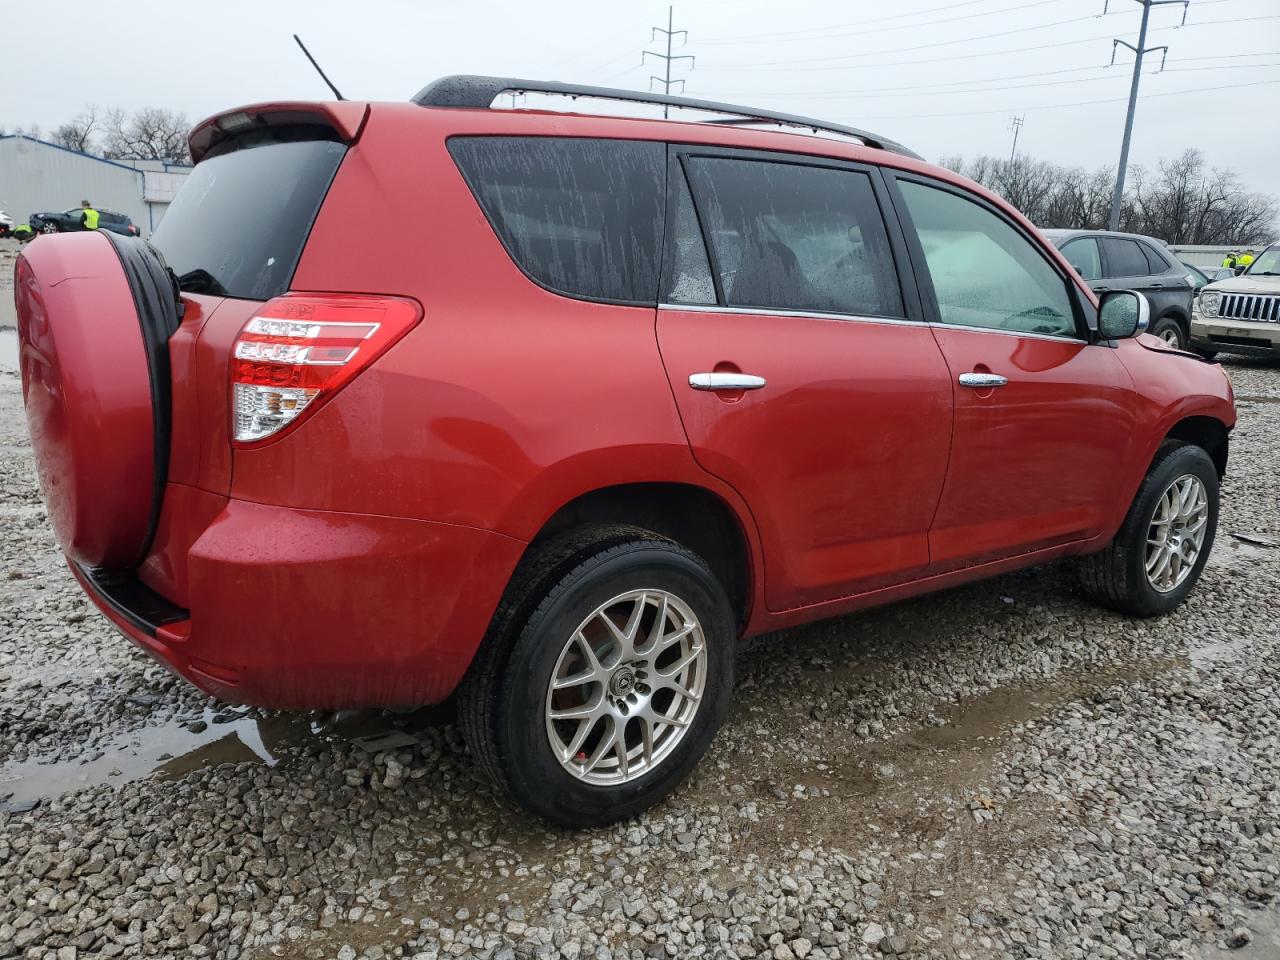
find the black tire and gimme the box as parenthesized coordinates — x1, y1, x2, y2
(1076, 442, 1219, 617)
(1193, 346, 1219, 361)
(458, 525, 735, 827)
(1150, 315, 1188, 350)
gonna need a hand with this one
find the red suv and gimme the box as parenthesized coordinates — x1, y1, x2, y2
(14, 77, 1235, 826)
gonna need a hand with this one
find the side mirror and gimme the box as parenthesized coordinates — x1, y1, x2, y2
(1098, 289, 1150, 340)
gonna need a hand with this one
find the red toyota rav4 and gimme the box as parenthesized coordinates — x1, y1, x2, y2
(15, 77, 1235, 826)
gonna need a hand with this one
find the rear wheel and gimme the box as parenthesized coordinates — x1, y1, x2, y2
(459, 526, 735, 827)
(1150, 315, 1187, 349)
(1076, 443, 1218, 617)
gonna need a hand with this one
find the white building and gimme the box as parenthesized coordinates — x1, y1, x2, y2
(0, 135, 190, 237)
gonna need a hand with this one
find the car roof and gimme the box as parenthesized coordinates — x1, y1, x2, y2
(1041, 228, 1168, 246)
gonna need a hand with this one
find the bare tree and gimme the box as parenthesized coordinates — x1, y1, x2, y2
(51, 105, 101, 154)
(102, 107, 190, 164)
(940, 151, 1275, 245)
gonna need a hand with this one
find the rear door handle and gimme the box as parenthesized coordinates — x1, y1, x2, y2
(958, 372, 1008, 388)
(689, 372, 767, 391)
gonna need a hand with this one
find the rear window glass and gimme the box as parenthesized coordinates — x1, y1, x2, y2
(448, 137, 665, 304)
(152, 130, 346, 300)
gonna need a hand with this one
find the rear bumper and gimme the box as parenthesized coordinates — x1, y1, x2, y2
(74, 498, 525, 710)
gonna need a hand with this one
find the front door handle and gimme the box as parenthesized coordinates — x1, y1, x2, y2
(958, 372, 1008, 388)
(689, 372, 767, 391)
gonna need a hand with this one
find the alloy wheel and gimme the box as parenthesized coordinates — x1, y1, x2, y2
(1158, 326, 1182, 346)
(1144, 474, 1209, 593)
(545, 589, 707, 786)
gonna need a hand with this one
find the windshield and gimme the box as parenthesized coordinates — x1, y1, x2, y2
(151, 128, 346, 300)
(1245, 246, 1280, 276)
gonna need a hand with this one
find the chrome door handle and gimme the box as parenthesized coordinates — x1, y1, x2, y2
(958, 372, 1008, 388)
(689, 372, 767, 391)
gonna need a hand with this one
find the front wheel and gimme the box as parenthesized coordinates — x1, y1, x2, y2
(459, 528, 735, 827)
(1076, 443, 1219, 617)
(1150, 315, 1188, 349)
(40, 221, 59, 235)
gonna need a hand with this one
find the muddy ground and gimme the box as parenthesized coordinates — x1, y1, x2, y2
(1, 329, 1277, 959)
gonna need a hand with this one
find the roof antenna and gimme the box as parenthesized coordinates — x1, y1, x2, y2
(293, 34, 346, 101)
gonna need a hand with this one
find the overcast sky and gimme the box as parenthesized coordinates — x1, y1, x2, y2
(4, 0, 1277, 189)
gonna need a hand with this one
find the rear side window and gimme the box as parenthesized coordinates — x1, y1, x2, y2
(1060, 237, 1101, 281)
(663, 166, 716, 305)
(1140, 241, 1172, 273)
(153, 128, 346, 300)
(449, 137, 665, 304)
(1100, 237, 1152, 278)
(684, 157, 904, 318)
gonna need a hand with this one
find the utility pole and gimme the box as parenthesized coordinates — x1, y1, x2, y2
(1106, 0, 1188, 230)
(644, 6, 695, 117)
(1008, 115, 1024, 163)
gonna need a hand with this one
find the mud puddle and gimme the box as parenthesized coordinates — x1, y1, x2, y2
(0, 706, 447, 811)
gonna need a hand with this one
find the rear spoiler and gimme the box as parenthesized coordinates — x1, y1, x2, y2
(188, 101, 369, 164)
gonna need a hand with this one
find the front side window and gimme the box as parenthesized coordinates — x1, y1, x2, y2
(684, 157, 904, 318)
(1060, 237, 1101, 281)
(898, 180, 1077, 338)
(448, 137, 665, 304)
(1100, 237, 1152, 278)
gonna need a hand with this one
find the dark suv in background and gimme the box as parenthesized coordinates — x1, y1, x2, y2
(1044, 229, 1196, 348)
(29, 207, 141, 237)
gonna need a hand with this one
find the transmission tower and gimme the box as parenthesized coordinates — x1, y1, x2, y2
(1008, 115, 1025, 162)
(1106, 0, 1189, 230)
(644, 6, 695, 118)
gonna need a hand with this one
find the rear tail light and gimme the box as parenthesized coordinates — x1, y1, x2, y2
(231, 293, 421, 445)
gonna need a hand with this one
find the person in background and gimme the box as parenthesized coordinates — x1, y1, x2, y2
(1239, 249, 1256, 270)
(1222, 251, 1238, 270)
(78, 201, 99, 231)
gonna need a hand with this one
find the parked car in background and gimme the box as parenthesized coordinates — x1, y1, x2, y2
(1044, 229, 1196, 348)
(1190, 242, 1280, 359)
(1182, 262, 1233, 290)
(29, 207, 140, 237)
(0, 209, 13, 237)
(15, 77, 1236, 826)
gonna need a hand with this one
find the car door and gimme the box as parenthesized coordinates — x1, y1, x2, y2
(887, 174, 1138, 570)
(1098, 236, 1164, 303)
(1137, 239, 1195, 320)
(656, 149, 953, 611)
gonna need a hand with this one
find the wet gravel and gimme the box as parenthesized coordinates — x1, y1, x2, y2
(1, 335, 1278, 960)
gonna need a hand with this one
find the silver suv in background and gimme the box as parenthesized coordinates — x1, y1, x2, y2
(1191, 243, 1280, 360)
(1044, 229, 1197, 348)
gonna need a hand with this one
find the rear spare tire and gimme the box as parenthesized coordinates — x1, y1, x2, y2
(15, 231, 181, 569)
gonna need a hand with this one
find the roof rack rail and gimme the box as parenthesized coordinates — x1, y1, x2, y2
(412, 75, 922, 161)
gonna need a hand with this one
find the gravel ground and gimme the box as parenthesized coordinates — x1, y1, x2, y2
(1, 329, 1278, 960)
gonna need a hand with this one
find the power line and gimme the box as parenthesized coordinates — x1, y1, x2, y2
(645, 5, 696, 115)
(841, 76, 1280, 120)
(699, 0, 1048, 42)
(701, 0, 1070, 45)
(697, 13, 1279, 71)
(694, 59, 1279, 102)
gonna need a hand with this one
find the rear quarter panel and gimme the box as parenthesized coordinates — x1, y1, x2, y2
(231, 105, 759, 552)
